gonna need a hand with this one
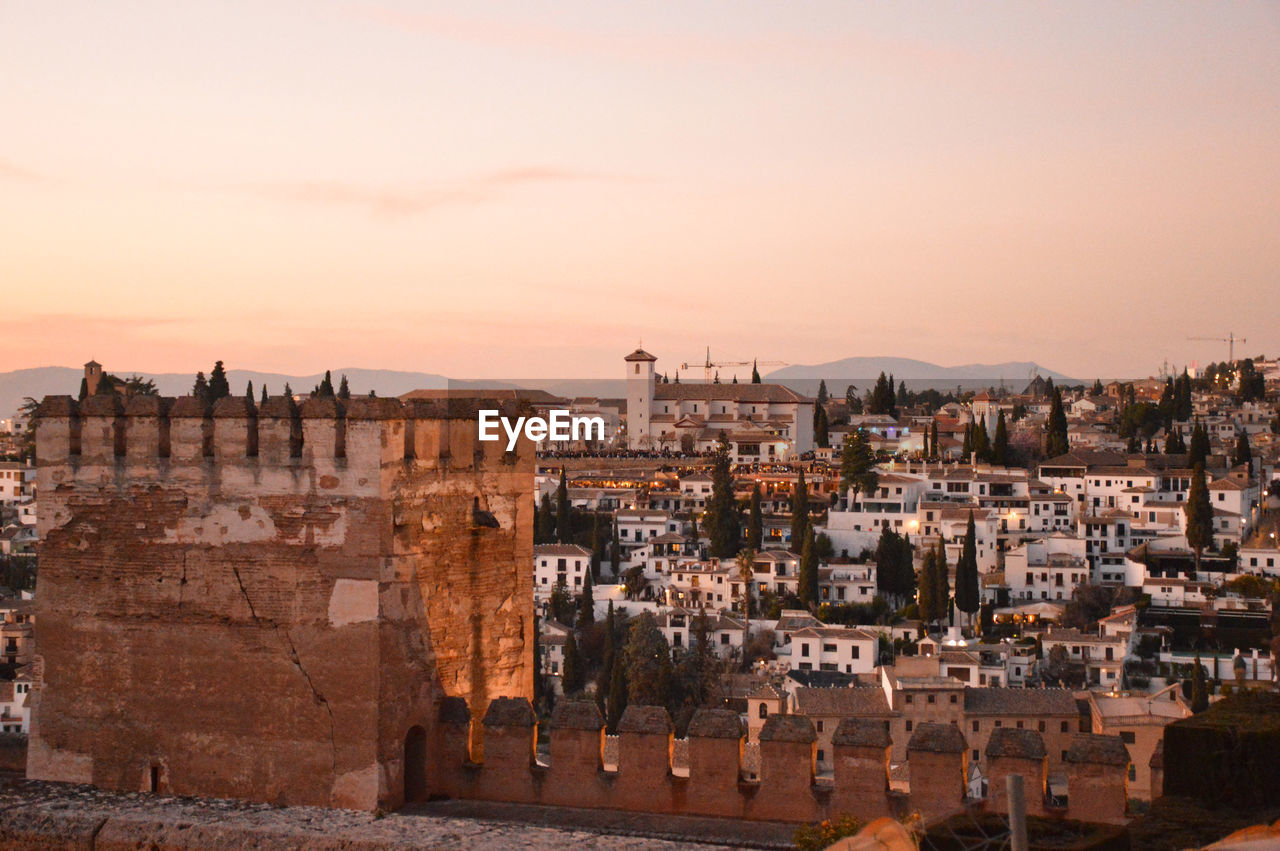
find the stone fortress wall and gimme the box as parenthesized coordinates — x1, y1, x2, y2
(28, 394, 534, 811)
(435, 698, 1134, 826)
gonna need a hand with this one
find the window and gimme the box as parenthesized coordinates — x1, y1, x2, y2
(973, 749, 980, 762)
(950, 694, 958, 704)
(927, 694, 936, 704)
(1038, 720, 1046, 733)
(801, 643, 810, 657)
(905, 694, 913, 704)
(817, 749, 825, 763)
(816, 720, 824, 733)
(1016, 720, 1024, 729)
(972, 720, 979, 732)
(1061, 721, 1070, 733)
(758, 704, 768, 719)
(905, 721, 913, 732)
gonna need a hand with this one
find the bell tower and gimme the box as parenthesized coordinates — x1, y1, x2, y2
(624, 348, 657, 450)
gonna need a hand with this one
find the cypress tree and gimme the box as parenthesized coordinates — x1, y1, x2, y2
(1045, 387, 1069, 457)
(1165, 428, 1186, 454)
(596, 602, 617, 712)
(338, 374, 350, 400)
(798, 526, 819, 609)
(817, 379, 828, 406)
(556, 469, 572, 544)
(207, 361, 230, 401)
(577, 570, 595, 627)
(1233, 432, 1252, 473)
(1190, 654, 1209, 713)
(992, 411, 1009, 466)
(955, 511, 980, 623)
(590, 513, 602, 578)
(260, 384, 268, 406)
(751, 360, 761, 383)
(606, 653, 628, 732)
(1188, 419, 1211, 468)
(790, 469, 809, 548)
(192, 371, 209, 402)
(533, 615, 545, 709)
(562, 631, 584, 695)
(930, 421, 939, 458)
(536, 492, 554, 544)
(1184, 462, 1213, 577)
(875, 526, 899, 601)
(316, 370, 335, 398)
(814, 405, 830, 449)
(932, 537, 950, 625)
(707, 433, 740, 558)
(917, 544, 936, 625)
(245, 380, 254, 404)
(747, 489, 763, 552)
(972, 420, 992, 462)
(962, 423, 973, 458)
(78, 377, 89, 401)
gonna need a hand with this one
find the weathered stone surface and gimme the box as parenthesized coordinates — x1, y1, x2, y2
(1066, 734, 1130, 766)
(985, 728, 1046, 760)
(550, 701, 604, 731)
(617, 706, 674, 735)
(686, 709, 743, 740)
(758, 715, 815, 744)
(29, 397, 535, 811)
(907, 722, 967, 754)
(484, 698, 537, 728)
(832, 718, 890, 749)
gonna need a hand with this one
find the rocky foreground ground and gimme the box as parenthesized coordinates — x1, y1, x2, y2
(0, 776, 795, 849)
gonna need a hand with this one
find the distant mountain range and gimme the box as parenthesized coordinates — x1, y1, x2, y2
(1, 357, 1082, 418)
(766, 357, 1073, 382)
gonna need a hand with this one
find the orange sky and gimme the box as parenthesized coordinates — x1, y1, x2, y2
(2, 1, 1278, 378)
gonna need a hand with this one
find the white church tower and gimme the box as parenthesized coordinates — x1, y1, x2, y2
(624, 348, 657, 449)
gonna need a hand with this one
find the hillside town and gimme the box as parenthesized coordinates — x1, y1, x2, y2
(3, 350, 1280, 844)
(527, 349, 1280, 809)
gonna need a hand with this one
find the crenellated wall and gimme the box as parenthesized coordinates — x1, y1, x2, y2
(429, 698, 1132, 826)
(28, 395, 534, 812)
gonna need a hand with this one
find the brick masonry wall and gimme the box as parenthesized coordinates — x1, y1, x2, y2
(28, 397, 533, 811)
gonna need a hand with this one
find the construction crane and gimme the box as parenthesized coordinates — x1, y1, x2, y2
(681, 348, 787, 385)
(1188, 333, 1247, 364)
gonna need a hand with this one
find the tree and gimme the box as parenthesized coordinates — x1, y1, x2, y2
(244, 381, 255, 409)
(813, 405, 830, 449)
(533, 615, 546, 710)
(338, 374, 350, 400)
(577, 570, 595, 627)
(1190, 654, 1209, 713)
(261, 384, 269, 406)
(1184, 462, 1213, 577)
(917, 543, 937, 626)
(992, 411, 1009, 466)
(930, 421, 939, 458)
(798, 526, 820, 609)
(606, 653, 628, 732)
(971, 420, 992, 462)
(875, 526, 909, 605)
(790, 469, 809, 548)
(562, 631, 585, 695)
(1092, 378, 1104, 396)
(1188, 419, 1211, 468)
(589, 513, 603, 578)
(549, 578, 576, 626)
(928, 537, 951, 626)
(706, 433, 740, 559)
(1232, 431, 1252, 474)
(1165, 428, 1187, 454)
(536, 492, 554, 544)
(317, 370, 335, 398)
(867, 372, 896, 417)
(622, 565, 647, 600)
(1044, 386, 1069, 457)
(596, 602, 618, 712)
(746, 490, 763, 552)
(751, 360, 761, 383)
(556, 469, 572, 543)
(207, 361, 230, 402)
(623, 612, 672, 707)
(192, 371, 209, 402)
(954, 511, 980, 624)
(817, 379, 828, 406)
(123, 375, 158, 396)
(840, 431, 878, 504)
(736, 548, 756, 620)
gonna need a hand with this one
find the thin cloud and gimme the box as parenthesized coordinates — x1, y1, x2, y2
(251, 166, 624, 216)
(0, 158, 43, 183)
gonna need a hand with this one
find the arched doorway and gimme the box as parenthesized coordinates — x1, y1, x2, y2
(404, 725, 428, 803)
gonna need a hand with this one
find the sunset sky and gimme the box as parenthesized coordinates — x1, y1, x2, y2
(2, 1, 1278, 379)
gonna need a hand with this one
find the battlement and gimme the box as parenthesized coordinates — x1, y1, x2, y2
(37, 395, 530, 466)
(427, 697, 1132, 827)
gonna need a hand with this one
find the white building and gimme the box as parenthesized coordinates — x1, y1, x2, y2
(534, 544, 592, 600)
(624, 349, 815, 456)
